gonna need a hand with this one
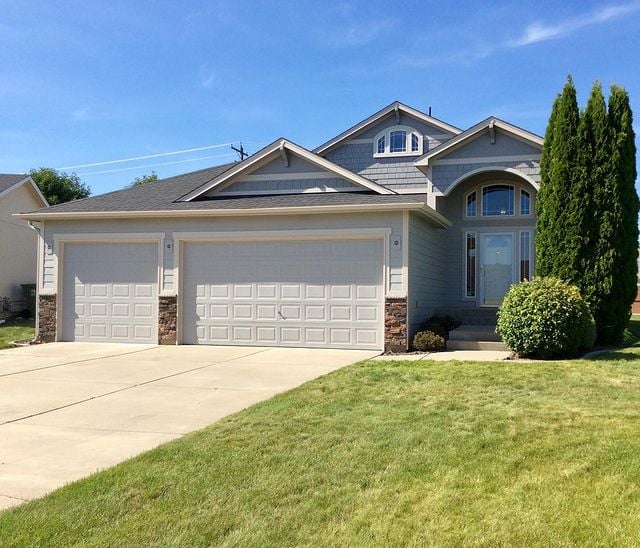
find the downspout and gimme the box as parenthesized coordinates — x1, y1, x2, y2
(27, 221, 42, 344)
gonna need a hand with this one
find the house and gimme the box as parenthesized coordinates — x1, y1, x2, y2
(0, 174, 49, 313)
(17, 102, 542, 351)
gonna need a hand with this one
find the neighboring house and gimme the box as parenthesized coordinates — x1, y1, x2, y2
(17, 102, 542, 351)
(0, 175, 49, 313)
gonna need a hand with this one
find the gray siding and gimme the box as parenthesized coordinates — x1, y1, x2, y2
(443, 129, 542, 160)
(324, 113, 455, 193)
(217, 177, 358, 195)
(407, 211, 446, 342)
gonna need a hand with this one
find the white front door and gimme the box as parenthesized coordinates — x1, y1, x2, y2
(181, 239, 384, 350)
(479, 232, 515, 307)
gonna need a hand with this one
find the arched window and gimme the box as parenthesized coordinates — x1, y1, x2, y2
(373, 126, 423, 157)
(464, 183, 534, 218)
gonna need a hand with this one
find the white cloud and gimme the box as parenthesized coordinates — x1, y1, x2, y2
(199, 64, 215, 89)
(509, 2, 640, 47)
(322, 17, 397, 47)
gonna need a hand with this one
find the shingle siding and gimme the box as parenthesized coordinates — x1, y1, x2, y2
(407, 212, 446, 343)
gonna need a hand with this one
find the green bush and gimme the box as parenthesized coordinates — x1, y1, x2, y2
(413, 330, 446, 352)
(497, 277, 596, 358)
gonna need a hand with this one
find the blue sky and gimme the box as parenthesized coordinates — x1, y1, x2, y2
(1, 0, 639, 195)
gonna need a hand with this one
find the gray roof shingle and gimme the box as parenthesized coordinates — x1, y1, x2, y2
(0, 174, 28, 194)
(24, 163, 427, 215)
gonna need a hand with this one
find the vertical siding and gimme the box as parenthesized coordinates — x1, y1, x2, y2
(407, 212, 446, 342)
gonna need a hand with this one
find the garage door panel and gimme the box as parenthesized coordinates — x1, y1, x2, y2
(62, 243, 158, 343)
(182, 239, 384, 350)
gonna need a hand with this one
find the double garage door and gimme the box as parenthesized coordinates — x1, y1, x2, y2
(62, 238, 384, 350)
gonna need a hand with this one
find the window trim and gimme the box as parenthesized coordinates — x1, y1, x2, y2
(462, 182, 534, 219)
(464, 231, 477, 299)
(373, 125, 423, 158)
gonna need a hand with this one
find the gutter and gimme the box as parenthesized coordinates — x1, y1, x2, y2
(14, 202, 452, 228)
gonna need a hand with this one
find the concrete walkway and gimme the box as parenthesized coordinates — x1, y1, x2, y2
(0, 343, 377, 510)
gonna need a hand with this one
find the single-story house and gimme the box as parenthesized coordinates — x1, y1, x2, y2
(17, 102, 542, 351)
(1, 174, 49, 313)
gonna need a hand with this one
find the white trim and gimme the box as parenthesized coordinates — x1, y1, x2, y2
(17, 201, 452, 228)
(464, 189, 477, 219)
(402, 211, 409, 298)
(519, 188, 533, 217)
(463, 231, 477, 300)
(314, 101, 461, 155)
(432, 154, 541, 166)
(415, 117, 543, 166)
(443, 166, 540, 196)
(53, 233, 164, 343)
(237, 171, 339, 181)
(180, 138, 394, 201)
(174, 229, 390, 345)
(0, 176, 49, 207)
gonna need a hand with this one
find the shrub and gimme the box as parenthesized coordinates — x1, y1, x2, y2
(413, 330, 446, 352)
(496, 277, 596, 358)
(421, 315, 460, 340)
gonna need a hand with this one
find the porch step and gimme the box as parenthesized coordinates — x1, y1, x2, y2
(447, 340, 508, 351)
(447, 325, 508, 351)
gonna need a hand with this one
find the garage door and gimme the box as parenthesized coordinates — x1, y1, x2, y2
(62, 242, 158, 343)
(182, 239, 384, 350)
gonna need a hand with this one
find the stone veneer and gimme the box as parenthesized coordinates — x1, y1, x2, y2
(158, 295, 178, 345)
(36, 294, 57, 343)
(384, 297, 408, 352)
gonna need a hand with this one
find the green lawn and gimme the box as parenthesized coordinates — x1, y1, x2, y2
(2, 327, 640, 545)
(0, 319, 34, 350)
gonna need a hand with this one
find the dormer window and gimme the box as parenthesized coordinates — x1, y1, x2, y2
(373, 125, 423, 157)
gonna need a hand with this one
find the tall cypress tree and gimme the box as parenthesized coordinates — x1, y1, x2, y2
(576, 83, 609, 316)
(597, 86, 639, 343)
(536, 77, 581, 279)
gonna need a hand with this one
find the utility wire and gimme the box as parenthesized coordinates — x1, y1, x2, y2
(57, 142, 238, 170)
(75, 152, 238, 176)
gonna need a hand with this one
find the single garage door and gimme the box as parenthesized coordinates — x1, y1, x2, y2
(182, 239, 384, 350)
(62, 242, 158, 343)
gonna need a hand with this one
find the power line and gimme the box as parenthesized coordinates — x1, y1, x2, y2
(57, 142, 238, 170)
(76, 152, 238, 176)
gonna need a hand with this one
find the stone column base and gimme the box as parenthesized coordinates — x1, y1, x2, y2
(385, 297, 408, 352)
(158, 295, 178, 345)
(36, 294, 57, 343)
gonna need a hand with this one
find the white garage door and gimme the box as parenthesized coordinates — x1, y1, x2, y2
(182, 239, 384, 350)
(62, 242, 158, 343)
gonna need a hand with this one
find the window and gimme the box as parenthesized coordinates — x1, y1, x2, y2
(521, 189, 531, 215)
(411, 132, 420, 152)
(389, 131, 407, 153)
(466, 232, 476, 297)
(482, 185, 514, 216)
(466, 191, 477, 217)
(373, 126, 423, 157)
(520, 231, 531, 281)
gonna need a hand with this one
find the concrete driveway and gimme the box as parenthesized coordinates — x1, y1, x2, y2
(0, 343, 378, 510)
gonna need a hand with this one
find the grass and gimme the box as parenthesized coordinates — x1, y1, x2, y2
(2, 324, 640, 545)
(0, 319, 34, 350)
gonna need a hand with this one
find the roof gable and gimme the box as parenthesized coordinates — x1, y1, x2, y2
(180, 139, 395, 201)
(415, 117, 543, 166)
(314, 101, 462, 155)
(0, 175, 48, 207)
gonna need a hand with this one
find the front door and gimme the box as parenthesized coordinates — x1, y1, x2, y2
(479, 232, 515, 306)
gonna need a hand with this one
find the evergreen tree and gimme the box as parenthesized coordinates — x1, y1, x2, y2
(536, 77, 581, 280)
(597, 86, 639, 343)
(576, 83, 609, 314)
